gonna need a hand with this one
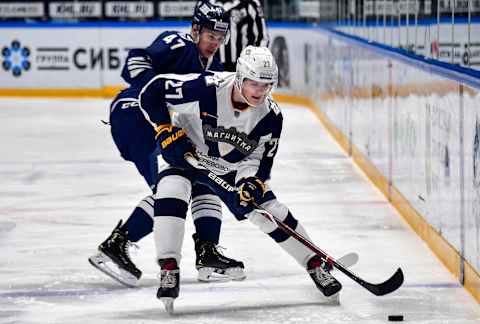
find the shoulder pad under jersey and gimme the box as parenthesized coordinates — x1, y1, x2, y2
(176, 31, 194, 43)
(266, 96, 281, 115)
(204, 72, 233, 88)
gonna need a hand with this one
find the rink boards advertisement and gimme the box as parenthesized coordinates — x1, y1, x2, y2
(337, 21, 480, 70)
(0, 22, 479, 299)
(0, 23, 190, 89)
(0, 23, 319, 92)
(310, 28, 480, 300)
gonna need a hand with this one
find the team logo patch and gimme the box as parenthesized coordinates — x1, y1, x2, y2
(260, 72, 274, 80)
(203, 125, 257, 155)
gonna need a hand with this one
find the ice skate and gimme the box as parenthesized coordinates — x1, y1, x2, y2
(88, 220, 142, 287)
(193, 233, 246, 282)
(157, 258, 180, 314)
(307, 255, 342, 297)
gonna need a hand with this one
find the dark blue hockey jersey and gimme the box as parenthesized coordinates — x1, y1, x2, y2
(121, 31, 224, 87)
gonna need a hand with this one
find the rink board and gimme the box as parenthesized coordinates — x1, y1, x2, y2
(304, 28, 480, 303)
(0, 21, 479, 302)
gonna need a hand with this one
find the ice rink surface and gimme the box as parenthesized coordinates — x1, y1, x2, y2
(0, 97, 479, 324)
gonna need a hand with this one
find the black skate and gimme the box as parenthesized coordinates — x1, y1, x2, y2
(193, 233, 246, 282)
(88, 220, 142, 287)
(307, 255, 342, 297)
(157, 258, 180, 314)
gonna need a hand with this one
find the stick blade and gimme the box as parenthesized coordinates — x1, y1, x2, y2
(335, 252, 359, 269)
(366, 268, 404, 296)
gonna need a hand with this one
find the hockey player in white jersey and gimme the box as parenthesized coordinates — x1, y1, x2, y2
(137, 46, 342, 313)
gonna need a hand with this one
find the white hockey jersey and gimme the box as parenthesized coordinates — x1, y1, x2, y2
(139, 71, 283, 183)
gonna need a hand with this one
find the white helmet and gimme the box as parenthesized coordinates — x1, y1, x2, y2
(235, 46, 278, 95)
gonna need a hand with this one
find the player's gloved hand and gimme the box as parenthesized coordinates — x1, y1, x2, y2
(236, 176, 266, 205)
(156, 124, 195, 169)
(225, 191, 253, 221)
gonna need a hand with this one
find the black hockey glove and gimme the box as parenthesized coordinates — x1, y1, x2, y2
(156, 124, 195, 169)
(226, 177, 266, 221)
(236, 176, 266, 204)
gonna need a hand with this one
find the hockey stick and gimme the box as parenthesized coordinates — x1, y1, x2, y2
(185, 155, 404, 296)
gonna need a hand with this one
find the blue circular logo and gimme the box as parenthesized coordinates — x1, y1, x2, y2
(2, 40, 31, 77)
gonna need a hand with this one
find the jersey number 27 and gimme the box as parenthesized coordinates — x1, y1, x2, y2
(165, 80, 184, 99)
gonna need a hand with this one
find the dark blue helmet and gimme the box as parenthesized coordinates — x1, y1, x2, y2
(192, 1, 229, 35)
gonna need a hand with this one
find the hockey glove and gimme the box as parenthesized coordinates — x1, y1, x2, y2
(236, 176, 266, 204)
(224, 191, 252, 221)
(156, 124, 195, 169)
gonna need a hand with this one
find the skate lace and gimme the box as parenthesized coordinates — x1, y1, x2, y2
(122, 241, 139, 260)
(214, 244, 227, 256)
(201, 241, 227, 257)
(311, 267, 336, 286)
(157, 270, 178, 288)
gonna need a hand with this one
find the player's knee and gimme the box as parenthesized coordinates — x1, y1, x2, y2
(154, 173, 192, 219)
(155, 174, 191, 202)
(247, 211, 277, 233)
(260, 198, 289, 222)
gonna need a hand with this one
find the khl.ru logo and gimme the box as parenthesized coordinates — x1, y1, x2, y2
(2, 40, 31, 77)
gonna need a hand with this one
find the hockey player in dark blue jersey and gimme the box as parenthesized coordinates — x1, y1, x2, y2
(135, 46, 342, 312)
(120, 10, 226, 85)
(89, 0, 245, 287)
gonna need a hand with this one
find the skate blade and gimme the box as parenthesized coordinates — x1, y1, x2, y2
(160, 298, 175, 314)
(88, 252, 138, 288)
(222, 267, 246, 281)
(197, 267, 246, 282)
(320, 292, 340, 305)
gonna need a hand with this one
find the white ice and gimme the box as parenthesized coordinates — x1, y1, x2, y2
(0, 97, 478, 324)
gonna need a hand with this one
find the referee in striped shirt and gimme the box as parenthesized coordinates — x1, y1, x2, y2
(211, 0, 269, 71)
